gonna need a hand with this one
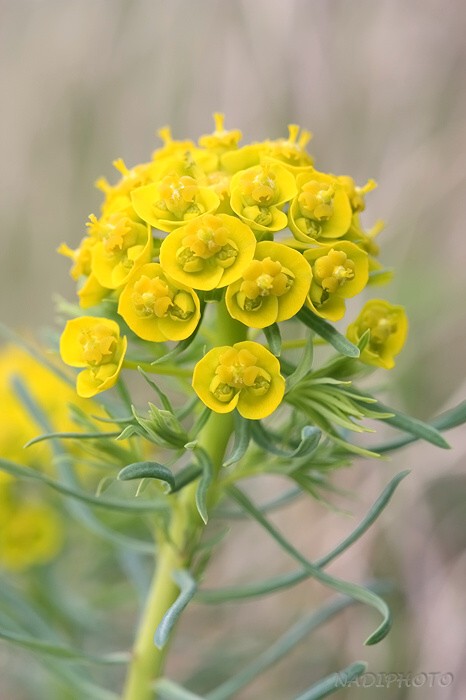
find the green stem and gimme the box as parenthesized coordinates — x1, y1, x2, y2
(121, 301, 246, 700)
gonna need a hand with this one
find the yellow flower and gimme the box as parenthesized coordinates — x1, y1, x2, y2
(77, 274, 110, 309)
(289, 170, 352, 243)
(337, 175, 377, 213)
(261, 124, 314, 173)
(131, 173, 220, 232)
(192, 341, 285, 419)
(304, 242, 369, 321)
(0, 344, 110, 469)
(346, 299, 408, 369)
(221, 124, 313, 175)
(58, 236, 95, 281)
(230, 162, 297, 233)
(118, 263, 201, 342)
(151, 126, 196, 163)
(89, 206, 152, 289)
(60, 317, 127, 398)
(0, 502, 63, 572)
(96, 158, 156, 213)
(225, 242, 312, 328)
(159, 213, 257, 291)
(198, 113, 243, 154)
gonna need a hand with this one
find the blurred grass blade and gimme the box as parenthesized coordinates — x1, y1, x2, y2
(154, 570, 197, 650)
(0, 628, 129, 665)
(154, 678, 205, 699)
(264, 323, 281, 356)
(206, 598, 367, 700)
(294, 661, 367, 700)
(118, 461, 175, 491)
(15, 376, 155, 549)
(0, 321, 73, 385)
(25, 430, 121, 447)
(200, 473, 407, 603)
(297, 308, 360, 358)
(223, 414, 251, 467)
(228, 486, 391, 645)
(373, 399, 466, 453)
(195, 448, 214, 523)
(0, 458, 169, 514)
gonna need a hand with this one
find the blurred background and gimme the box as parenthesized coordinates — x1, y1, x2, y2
(1, 0, 465, 698)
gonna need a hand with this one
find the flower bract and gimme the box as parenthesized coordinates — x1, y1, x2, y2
(192, 341, 285, 419)
(225, 241, 312, 328)
(346, 299, 408, 369)
(159, 213, 257, 290)
(118, 263, 201, 342)
(60, 317, 127, 397)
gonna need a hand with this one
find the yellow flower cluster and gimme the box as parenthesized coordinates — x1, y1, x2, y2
(59, 115, 407, 411)
(0, 346, 77, 571)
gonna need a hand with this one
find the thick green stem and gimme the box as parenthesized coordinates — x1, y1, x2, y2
(121, 301, 246, 699)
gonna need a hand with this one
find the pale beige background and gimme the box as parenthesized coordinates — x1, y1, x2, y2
(1, 1, 465, 698)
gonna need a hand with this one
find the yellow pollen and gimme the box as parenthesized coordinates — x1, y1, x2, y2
(158, 175, 199, 217)
(132, 276, 173, 318)
(299, 181, 335, 221)
(313, 250, 355, 293)
(240, 257, 293, 301)
(209, 348, 271, 401)
(79, 326, 117, 366)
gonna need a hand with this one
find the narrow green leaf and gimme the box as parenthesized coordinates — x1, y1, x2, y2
(294, 661, 367, 700)
(317, 470, 409, 565)
(200, 473, 407, 603)
(25, 430, 121, 447)
(286, 333, 314, 390)
(227, 486, 391, 645)
(357, 328, 371, 353)
(214, 487, 302, 520)
(264, 323, 281, 356)
(250, 422, 320, 459)
(195, 449, 214, 523)
(297, 307, 360, 358)
(291, 426, 321, 458)
(207, 604, 366, 700)
(354, 394, 450, 449)
(118, 461, 175, 491)
(373, 400, 466, 454)
(154, 678, 205, 700)
(0, 627, 129, 665)
(117, 424, 142, 441)
(433, 399, 466, 431)
(189, 406, 212, 438)
(151, 305, 205, 365)
(138, 367, 174, 412)
(171, 464, 203, 493)
(223, 413, 251, 467)
(154, 570, 197, 649)
(0, 459, 169, 514)
(367, 267, 394, 286)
